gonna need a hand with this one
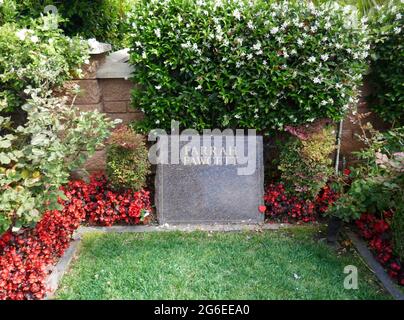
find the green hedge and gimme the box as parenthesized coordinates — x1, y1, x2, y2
(129, 0, 369, 132)
(0, 0, 132, 48)
(368, 1, 404, 126)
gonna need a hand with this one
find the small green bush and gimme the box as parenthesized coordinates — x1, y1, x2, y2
(278, 122, 335, 200)
(129, 0, 369, 132)
(106, 126, 151, 192)
(392, 209, 404, 261)
(367, 1, 404, 126)
(327, 125, 404, 222)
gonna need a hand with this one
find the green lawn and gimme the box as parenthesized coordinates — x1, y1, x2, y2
(56, 227, 390, 300)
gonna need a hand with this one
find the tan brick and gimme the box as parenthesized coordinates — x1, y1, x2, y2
(76, 103, 103, 113)
(99, 79, 133, 101)
(74, 80, 101, 105)
(106, 112, 144, 126)
(104, 101, 128, 113)
(84, 149, 106, 172)
(81, 54, 107, 79)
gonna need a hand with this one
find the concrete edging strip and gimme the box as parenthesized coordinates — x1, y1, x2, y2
(44, 239, 81, 300)
(347, 230, 404, 300)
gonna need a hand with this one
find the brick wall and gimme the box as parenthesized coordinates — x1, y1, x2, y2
(73, 50, 144, 173)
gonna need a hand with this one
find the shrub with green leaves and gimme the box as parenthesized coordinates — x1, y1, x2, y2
(0, 0, 133, 49)
(367, 1, 404, 126)
(129, 0, 369, 132)
(0, 15, 89, 112)
(106, 126, 151, 192)
(392, 208, 404, 261)
(0, 90, 119, 234)
(278, 123, 335, 200)
(327, 125, 404, 222)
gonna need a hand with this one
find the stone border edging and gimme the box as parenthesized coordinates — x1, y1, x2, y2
(347, 230, 404, 300)
(44, 238, 81, 300)
(77, 223, 288, 235)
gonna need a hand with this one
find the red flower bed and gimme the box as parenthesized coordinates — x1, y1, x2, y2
(261, 183, 338, 223)
(0, 197, 85, 300)
(65, 174, 152, 226)
(0, 175, 153, 300)
(356, 212, 404, 286)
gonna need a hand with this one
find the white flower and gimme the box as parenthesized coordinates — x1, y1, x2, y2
(142, 51, 147, 59)
(320, 100, 328, 106)
(324, 22, 331, 29)
(16, 29, 28, 41)
(297, 38, 304, 46)
(321, 54, 329, 61)
(233, 9, 241, 21)
(154, 28, 161, 38)
(335, 43, 343, 50)
(195, 85, 202, 90)
(335, 83, 343, 89)
(30, 35, 39, 43)
(234, 114, 241, 119)
(155, 85, 161, 90)
(394, 27, 401, 34)
(270, 27, 279, 35)
(247, 21, 255, 30)
(313, 77, 322, 84)
(252, 41, 261, 51)
(263, 60, 267, 65)
(155, 120, 160, 124)
(247, 53, 253, 60)
(396, 13, 402, 20)
(308, 56, 316, 63)
(235, 37, 243, 46)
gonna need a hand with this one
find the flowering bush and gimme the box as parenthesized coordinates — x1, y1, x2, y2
(278, 122, 335, 200)
(106, 126, 151, 192)
(356, 212, 404, 286)
(367, 1, 404, 125)
(129, 0, 369, 132)
(0, 0, 133, 49)
(66, 174, 153, 226)
(0, 15, 89, 112)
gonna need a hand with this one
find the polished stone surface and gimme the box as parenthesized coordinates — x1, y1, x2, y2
(156, 135, 264, 224)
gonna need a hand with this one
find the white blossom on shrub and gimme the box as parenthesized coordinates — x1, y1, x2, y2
(129, 0, 370, 132)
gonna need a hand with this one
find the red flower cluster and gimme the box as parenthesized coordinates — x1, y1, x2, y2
(315, 185, 339, 214)
(0, 197, 85, 300)
(0, 174, 153, 300)
(64, 174, 152, 226)
(263, 184, 315, 223)
(356, 212, 403, 286)
(262, 183, 338, 223)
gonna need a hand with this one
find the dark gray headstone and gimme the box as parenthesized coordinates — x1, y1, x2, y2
(155, 134, 264, 224)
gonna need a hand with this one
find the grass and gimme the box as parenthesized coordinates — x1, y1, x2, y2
(56, 226, 390, 300)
